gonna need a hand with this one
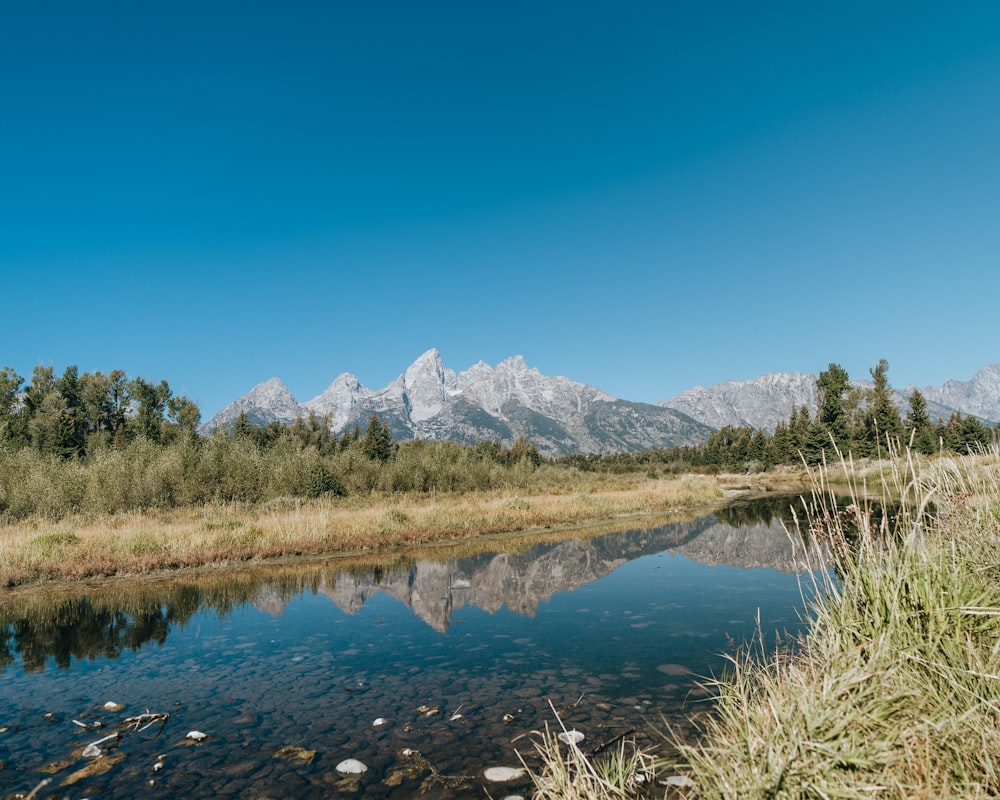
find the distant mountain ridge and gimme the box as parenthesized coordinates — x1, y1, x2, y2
(202, 349, 712, 457)
(203, 353, 999, 455)
(661, 365, 1000, 433)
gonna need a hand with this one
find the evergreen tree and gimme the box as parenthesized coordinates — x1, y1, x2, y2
(361, 413, 395, 462)
(816, 363, 851, 453)
(55, 365, 88, 456)
(789, 405, 824, 464)
(904, 389, 935, 455)
(234, 411, 255, 441)
(863, 359, 903, 456)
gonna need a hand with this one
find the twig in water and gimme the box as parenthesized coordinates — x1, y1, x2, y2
(588, 728, 637, 758)
(82, 731, 120, 758)
(23, 779, 51, 800)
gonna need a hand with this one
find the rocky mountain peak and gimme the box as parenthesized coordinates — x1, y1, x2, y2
(920, 363, 1000, 422)
(209, 377, 305, 428)
(305, 373, 372, 431)
(661, 372, 817, 432)
(402, 348, 458, 422)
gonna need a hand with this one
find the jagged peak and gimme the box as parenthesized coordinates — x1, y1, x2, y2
(254, 376, 290, 391)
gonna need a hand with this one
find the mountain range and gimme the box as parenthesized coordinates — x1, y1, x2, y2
(661, 365, 1000, 432)
(202, 351, 999, 456)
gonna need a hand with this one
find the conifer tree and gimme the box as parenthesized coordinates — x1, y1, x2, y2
(816, 363, 851, 453)
(362, 413, 395, 462)
(863, 359, 903, 456)
(904, 389, 935, 455)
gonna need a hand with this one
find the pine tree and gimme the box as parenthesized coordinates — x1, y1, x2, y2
(816, 363, 851, 453)
(863, 359, 903, 456)
(904, 389, 935, 455)
(362, 413, 395, 462)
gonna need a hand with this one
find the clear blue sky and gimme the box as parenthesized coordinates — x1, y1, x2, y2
(4, 1, 999, 418)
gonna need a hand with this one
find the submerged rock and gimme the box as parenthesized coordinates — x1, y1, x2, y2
(557, 729, 585, 745)
(273, 746, 316, 765)
(336, 758, 368, 775)
(484, 766, 525, 782)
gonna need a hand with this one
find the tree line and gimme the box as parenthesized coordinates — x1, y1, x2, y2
(561, 360, 997, 475)
(0, 364, 200, 456)
(1, 359, 995, 520)
(0, 363, 547, 521)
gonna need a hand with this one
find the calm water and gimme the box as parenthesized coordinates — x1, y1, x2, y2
(0, 497, 827, 798)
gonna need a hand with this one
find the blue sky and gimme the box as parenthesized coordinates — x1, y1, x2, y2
(3, 1, 999, 419)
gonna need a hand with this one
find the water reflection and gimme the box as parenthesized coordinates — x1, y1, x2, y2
(1, 498, 824, 673)
(0, 496, 828, 799)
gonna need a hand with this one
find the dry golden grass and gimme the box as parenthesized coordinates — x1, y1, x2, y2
(0, 472, 730, 587)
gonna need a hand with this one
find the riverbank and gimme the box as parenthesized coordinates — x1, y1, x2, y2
(0, 470, 796, 589)
(527, 449, 1000, 799)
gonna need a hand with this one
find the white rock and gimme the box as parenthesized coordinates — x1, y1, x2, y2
(103, 701, 120, 710)
(336, 758, 368, 775)
(372, 717, 388, 727)
(557, 730, 585, 745)
(186, 730, 208, 742)
(484, 767, 526, 782)
(664, 774, 695, 788)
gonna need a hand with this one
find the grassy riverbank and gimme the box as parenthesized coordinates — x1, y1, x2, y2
(0, 470, 763, 588)
(526, 448, 1000, 799)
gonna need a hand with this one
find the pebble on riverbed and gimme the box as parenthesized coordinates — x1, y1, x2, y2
(336, 758, 368, 775)
(484, 766, 526, 782)
(557, 729, 585, 745)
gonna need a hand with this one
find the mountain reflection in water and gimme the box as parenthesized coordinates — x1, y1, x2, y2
(0, 496, 832, 799)
(0, 496, 826, 674)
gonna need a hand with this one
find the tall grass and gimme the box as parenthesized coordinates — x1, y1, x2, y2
(669, 445, 1000, 798)
(0, 470, 726, 585)
(3, 436, 704, 524)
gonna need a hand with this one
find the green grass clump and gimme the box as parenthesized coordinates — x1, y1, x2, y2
(672, 446, 1000, 799)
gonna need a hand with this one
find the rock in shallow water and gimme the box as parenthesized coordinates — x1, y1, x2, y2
(484, 766, 526, 782)
(336, 758, 368, 775)
(557, 729, 584, 745)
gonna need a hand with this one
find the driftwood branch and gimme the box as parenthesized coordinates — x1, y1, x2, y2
(122, 711, 170, 733)
(82, 731, 120, 758)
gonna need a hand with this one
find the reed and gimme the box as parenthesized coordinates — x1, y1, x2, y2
(667, 444, 1000, 798)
